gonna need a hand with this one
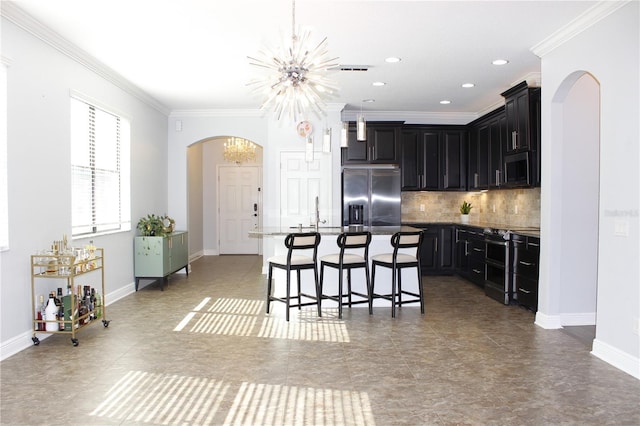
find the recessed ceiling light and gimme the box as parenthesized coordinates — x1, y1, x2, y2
(362, 99, 375, 103)
(385, 57, 401, 63)
(440, 100, 451, 105)
(492, 59, 509, 65)
(462, 83, 475, 88)
(372, 82, 386, 87)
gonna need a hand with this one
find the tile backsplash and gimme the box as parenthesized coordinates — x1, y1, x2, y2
(401, 187, 540, 227)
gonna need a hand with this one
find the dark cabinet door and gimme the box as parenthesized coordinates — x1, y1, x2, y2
(342, 122, 401, 164)
(419, 229, 438, 273)
(438, 226, 455, 272)
(343, 125, 367, 162)
(369, 126, 400, 163)
(502, 81, 539, 153)
(489, 113, 506, 188)
(414, 225, 455, 275)
(441, 130, 466, 190)
(400, 130, 421, 190)
(468, 124, 489, 189)
(423, 131, 440, 190)
(400, 128, 439, 190)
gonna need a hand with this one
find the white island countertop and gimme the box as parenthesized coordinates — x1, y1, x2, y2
(249, 225, 421, 237)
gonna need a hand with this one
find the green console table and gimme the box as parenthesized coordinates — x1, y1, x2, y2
(134, 231, 189, 290)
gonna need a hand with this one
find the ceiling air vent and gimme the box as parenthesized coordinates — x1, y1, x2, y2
(332, 65, 371, 72)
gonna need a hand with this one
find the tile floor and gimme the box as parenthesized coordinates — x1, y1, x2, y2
(1, 255, 639, 425)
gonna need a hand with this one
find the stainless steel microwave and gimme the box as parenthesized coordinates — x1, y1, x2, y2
(504, 151, 530, 186)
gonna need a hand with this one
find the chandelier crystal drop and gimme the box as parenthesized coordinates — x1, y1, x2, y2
(223, 137, 257, 164)
(248, 0, 339, 123)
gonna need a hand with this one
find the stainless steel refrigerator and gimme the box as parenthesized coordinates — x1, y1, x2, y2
(342, 166, 401, 226)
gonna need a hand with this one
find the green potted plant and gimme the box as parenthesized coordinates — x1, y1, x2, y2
(137, 214, 174, 236)
(459, 201, 473, 224)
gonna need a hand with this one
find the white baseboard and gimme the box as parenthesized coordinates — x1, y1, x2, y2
(0, 282, 135, 362)
(592, 339, 640, 380)
(535, 311, 596, 328)
(534, 311, 563, 329)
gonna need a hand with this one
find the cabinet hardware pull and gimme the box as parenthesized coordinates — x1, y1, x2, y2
(465, 241, 469, 256)
(495, 170, 500, 186)
(474, 173, 478, 188)
(528, 242, 540, 247)
(473, 247, 483, 252)
(512, 131, 517, 150)
(472, 269, 483, 274)
(518, 288, 531, 294)
(519, 261, 534, 266)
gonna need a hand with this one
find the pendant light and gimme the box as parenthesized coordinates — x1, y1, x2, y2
(356, 101, 366, 141)
(340, 122, 348, 148)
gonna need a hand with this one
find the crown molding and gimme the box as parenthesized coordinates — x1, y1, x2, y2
(169, 109, 264, 118)
(531, 1, 630, 58)
(1, 2, 170, 115)
(340, 110, 478, 125)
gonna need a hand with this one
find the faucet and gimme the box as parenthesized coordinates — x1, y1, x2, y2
(314, 196, 326, 230)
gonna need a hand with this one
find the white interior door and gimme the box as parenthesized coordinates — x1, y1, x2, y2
(280, 152, 332, 228)
(218, 166, 260, 254)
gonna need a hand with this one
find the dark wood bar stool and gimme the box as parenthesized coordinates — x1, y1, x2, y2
(319, 231, 372, 319)
(266, 232, 321, 322)
(370, 231, 424, 318)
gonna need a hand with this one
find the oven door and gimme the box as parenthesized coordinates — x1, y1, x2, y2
(484, 239, 510, 304)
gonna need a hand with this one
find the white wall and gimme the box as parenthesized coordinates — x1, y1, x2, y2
(537, 1, 639, 378)
(168, 106, 345, 252)
(187, 142, 203, 257)
(0, 18, 168, 358)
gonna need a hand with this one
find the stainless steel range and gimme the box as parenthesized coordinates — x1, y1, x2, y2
(483, 228, 511, 304)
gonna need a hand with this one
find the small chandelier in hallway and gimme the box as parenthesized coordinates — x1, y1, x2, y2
(223, 137, 256, 164)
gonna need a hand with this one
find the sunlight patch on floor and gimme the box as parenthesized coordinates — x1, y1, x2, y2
(89, 371, 375, 426)
(174, 298, 350, 342)
(225, 382, 376, 426)
(89, 370, 229, 425)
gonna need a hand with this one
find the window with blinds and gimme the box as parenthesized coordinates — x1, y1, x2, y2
(71, 96, 130, 237)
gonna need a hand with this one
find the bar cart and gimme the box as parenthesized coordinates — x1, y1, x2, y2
(30, 247, 109, 346)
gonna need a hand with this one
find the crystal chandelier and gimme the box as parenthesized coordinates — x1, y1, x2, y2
(223, 137, 257, 164)
(248, 0, 339, 122)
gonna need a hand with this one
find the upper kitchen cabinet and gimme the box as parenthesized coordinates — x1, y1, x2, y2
(468, 107, 506, 190)
(501, 81, 541, 186)
(341, 122, 403, 165)
(401, 125, 467, 191)
(502, 82, 541, 145)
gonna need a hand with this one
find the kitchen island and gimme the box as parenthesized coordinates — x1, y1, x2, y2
(249, 225, 423, 313)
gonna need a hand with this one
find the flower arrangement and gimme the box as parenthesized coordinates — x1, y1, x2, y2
(459, 201, 473, 215)
(137, 214, 174, 237)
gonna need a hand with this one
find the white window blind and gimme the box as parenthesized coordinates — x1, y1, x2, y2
(71, 96, 130, 237)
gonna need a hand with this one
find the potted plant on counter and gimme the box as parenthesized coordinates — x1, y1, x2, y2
(459, 201, 473, 224)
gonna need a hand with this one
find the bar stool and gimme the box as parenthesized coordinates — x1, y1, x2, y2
(370, 231, 424, 318)
(319, 231, 372, 319)
(266, 232, 321, 322)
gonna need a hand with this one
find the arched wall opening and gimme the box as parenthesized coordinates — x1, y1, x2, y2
(543, 71, 600, 331)
(186, 136, 263, 258)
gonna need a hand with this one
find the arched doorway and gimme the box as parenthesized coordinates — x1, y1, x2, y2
(186, 136, 263, 257)
(544, 71, 600, 338)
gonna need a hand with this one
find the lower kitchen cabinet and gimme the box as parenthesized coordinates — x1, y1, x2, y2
(134, 231, 189, 291)
(456, 226, 486, 286)
(511, 233, 540, 311)
(412, 224, 455, 275)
